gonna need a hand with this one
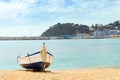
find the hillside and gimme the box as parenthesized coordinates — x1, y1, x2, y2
(91, 20, 120, 30)
(41, 23, 89, 37)
(41, 21, 120, 37)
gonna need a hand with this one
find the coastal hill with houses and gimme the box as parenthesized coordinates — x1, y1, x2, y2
(0, 20, 120, 40)
(41, 20, 120, 39)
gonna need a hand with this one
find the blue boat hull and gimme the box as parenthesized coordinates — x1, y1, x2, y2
(20, 62, 50, 71)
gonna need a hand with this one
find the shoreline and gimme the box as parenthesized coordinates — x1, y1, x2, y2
(0, 36, 120, 40)
(0, 68, 120, 80)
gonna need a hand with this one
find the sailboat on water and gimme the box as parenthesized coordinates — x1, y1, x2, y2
(17, 43, 54, 71)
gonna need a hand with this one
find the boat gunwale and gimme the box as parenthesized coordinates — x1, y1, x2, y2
(24, 51, 54, 57)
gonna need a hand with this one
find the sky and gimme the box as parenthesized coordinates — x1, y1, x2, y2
(0, 0, 120, 36)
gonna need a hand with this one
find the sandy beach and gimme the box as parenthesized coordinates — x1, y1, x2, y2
(0, 68, 120, 80)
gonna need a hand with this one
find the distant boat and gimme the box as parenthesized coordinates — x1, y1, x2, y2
(17, 43, 54, 71)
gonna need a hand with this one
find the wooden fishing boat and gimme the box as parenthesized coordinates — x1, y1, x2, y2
(17, 43, 53, 71)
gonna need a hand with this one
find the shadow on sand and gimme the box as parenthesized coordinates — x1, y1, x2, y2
(17, 69, 54, 73)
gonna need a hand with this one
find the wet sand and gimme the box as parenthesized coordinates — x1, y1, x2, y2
(0, 68, 120, 80)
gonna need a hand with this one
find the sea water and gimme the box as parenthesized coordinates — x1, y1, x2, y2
(0, 39, 120, 70)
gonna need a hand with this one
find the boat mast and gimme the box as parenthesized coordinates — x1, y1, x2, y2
(41, 43, 47, 62)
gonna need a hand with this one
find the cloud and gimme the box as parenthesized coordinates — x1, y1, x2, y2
(0, 0, 31, 25)
(0, 0, 120, 20)
(0, 0, 120, 36)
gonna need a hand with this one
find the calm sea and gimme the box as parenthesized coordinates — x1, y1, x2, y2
(0, 39, 120, 70)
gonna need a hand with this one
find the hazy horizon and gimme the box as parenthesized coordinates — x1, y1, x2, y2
(0, 0, 120, 36)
